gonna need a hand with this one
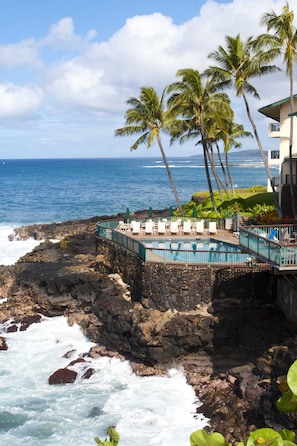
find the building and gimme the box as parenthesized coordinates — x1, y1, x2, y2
(258, 95, 297, 217)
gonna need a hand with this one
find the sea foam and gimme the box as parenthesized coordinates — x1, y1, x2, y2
(0, 316, 208, 446)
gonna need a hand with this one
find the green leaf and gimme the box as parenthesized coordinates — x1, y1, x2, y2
(247, 428, 283, 446)
(287, 360, 297, 395)
(280, 430, 295, 442)
(277, 390, 297, 412)
(107, 427, 120, 445)
(190, 429, 228, 446)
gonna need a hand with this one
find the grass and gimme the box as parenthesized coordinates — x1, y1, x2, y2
(187, 186, 276, 218)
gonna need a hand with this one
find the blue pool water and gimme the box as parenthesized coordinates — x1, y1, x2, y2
(141, 238, 250, 264)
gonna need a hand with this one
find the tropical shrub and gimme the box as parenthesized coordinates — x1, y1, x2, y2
(277, 359, 297, 413)
(94, 427, 120, 445)
(248, 204, 275, 218)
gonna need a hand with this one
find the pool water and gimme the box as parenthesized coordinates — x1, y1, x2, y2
(141, 238, 250, 264)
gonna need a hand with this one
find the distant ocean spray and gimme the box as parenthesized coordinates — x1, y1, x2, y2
(0, 154, 273, 445)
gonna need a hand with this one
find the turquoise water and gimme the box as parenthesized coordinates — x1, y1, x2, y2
(142, 238, 250, 263)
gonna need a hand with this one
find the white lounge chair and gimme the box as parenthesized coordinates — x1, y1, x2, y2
(157, 220, 166, 235)
(145, 220, 154, 235)
(117, 221, 127, 231)
(195, 220, 205, 234)
(183, 220, 192, 234)
(131, 221, 141, 234)
(208, 221, 217, 234)
(170, 220, 179, 235)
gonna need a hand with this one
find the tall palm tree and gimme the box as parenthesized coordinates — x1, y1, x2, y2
(207, 34, 282, 215)
(260, 2, 297, 218)
(114, 86, 184, 216)
(215, 116, 253, 198)
(166, 68, 231, 211)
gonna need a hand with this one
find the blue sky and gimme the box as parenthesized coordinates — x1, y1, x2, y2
(0, 0, 294, 158)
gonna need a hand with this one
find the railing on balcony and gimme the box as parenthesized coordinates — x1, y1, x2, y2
(239, 224, 297, 270)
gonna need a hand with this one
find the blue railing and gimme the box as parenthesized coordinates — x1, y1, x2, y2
(97, 219, 255, 266)
(239, 224, 297, 270)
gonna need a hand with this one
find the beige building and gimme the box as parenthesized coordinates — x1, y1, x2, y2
(259, 95, 297, 217)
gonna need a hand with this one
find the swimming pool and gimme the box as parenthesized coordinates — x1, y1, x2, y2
(140, 238, 251, 264)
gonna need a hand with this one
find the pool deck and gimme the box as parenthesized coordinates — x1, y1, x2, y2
(127, 228, 240, 246)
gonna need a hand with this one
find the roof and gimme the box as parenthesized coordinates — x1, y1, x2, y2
(258, 94, 297, 122)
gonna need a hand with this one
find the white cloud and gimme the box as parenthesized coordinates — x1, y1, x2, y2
(0, 39, 41, 69)
(0, 83, 43, 123)
(0, 0, 294, 155)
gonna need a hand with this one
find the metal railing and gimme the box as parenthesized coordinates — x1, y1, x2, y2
(97, 218, 257, 266)
(239, 224, 297, 270)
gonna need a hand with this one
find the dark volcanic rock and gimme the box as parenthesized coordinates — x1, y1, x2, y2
(0, 214, 297, 443)
(0, 336, 8, 350)
(48, 368, 77, 385)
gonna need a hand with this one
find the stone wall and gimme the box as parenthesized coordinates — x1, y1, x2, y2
(96, 237, 275, 312)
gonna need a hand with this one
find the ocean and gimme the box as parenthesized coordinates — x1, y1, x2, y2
(0, 154, 274, 445)
(0, 155, 273, 226)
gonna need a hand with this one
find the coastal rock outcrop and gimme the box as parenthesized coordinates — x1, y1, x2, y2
(0, 215, 296, 443)
(48, 368, 78, 385)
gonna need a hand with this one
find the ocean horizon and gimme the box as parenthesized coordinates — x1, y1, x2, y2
(0, 152, 274, 226)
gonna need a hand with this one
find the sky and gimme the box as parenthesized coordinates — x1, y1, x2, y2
(0, 0, 295, 159)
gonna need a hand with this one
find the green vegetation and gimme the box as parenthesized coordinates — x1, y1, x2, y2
(94, 426, 120, 445)
(182, 186, 275, 220)
(190, 427, 295, 446)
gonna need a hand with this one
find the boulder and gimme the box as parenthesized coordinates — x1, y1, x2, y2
(0, 336, 8, 350)
(48, 368, 77, 385)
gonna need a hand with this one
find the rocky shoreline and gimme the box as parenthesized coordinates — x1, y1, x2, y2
(1, 213, 297, 443)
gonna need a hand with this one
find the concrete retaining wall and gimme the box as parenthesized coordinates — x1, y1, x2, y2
(96, 237, 275, 311)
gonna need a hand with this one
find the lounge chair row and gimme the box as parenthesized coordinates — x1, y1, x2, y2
(117, 220, 217, 235)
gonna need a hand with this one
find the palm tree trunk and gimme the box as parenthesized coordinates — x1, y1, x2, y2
(203, 144, 217, 211)
(242, 91, 282, 216)
(225, 151, 236, 198)
(157, 135, 184, 216)
(289, 70, 297, 219)
(206, 143, 227, 200)
(216, 142, 231, 198)
(200, 110, 217, 211)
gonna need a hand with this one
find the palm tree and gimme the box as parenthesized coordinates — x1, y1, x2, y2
(114, 86, 184, 216)
(207, 34, 282, 215)
(166, 68, 231, 211)
(260, 2, 297, 218)
(215, 116, 253, 198)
